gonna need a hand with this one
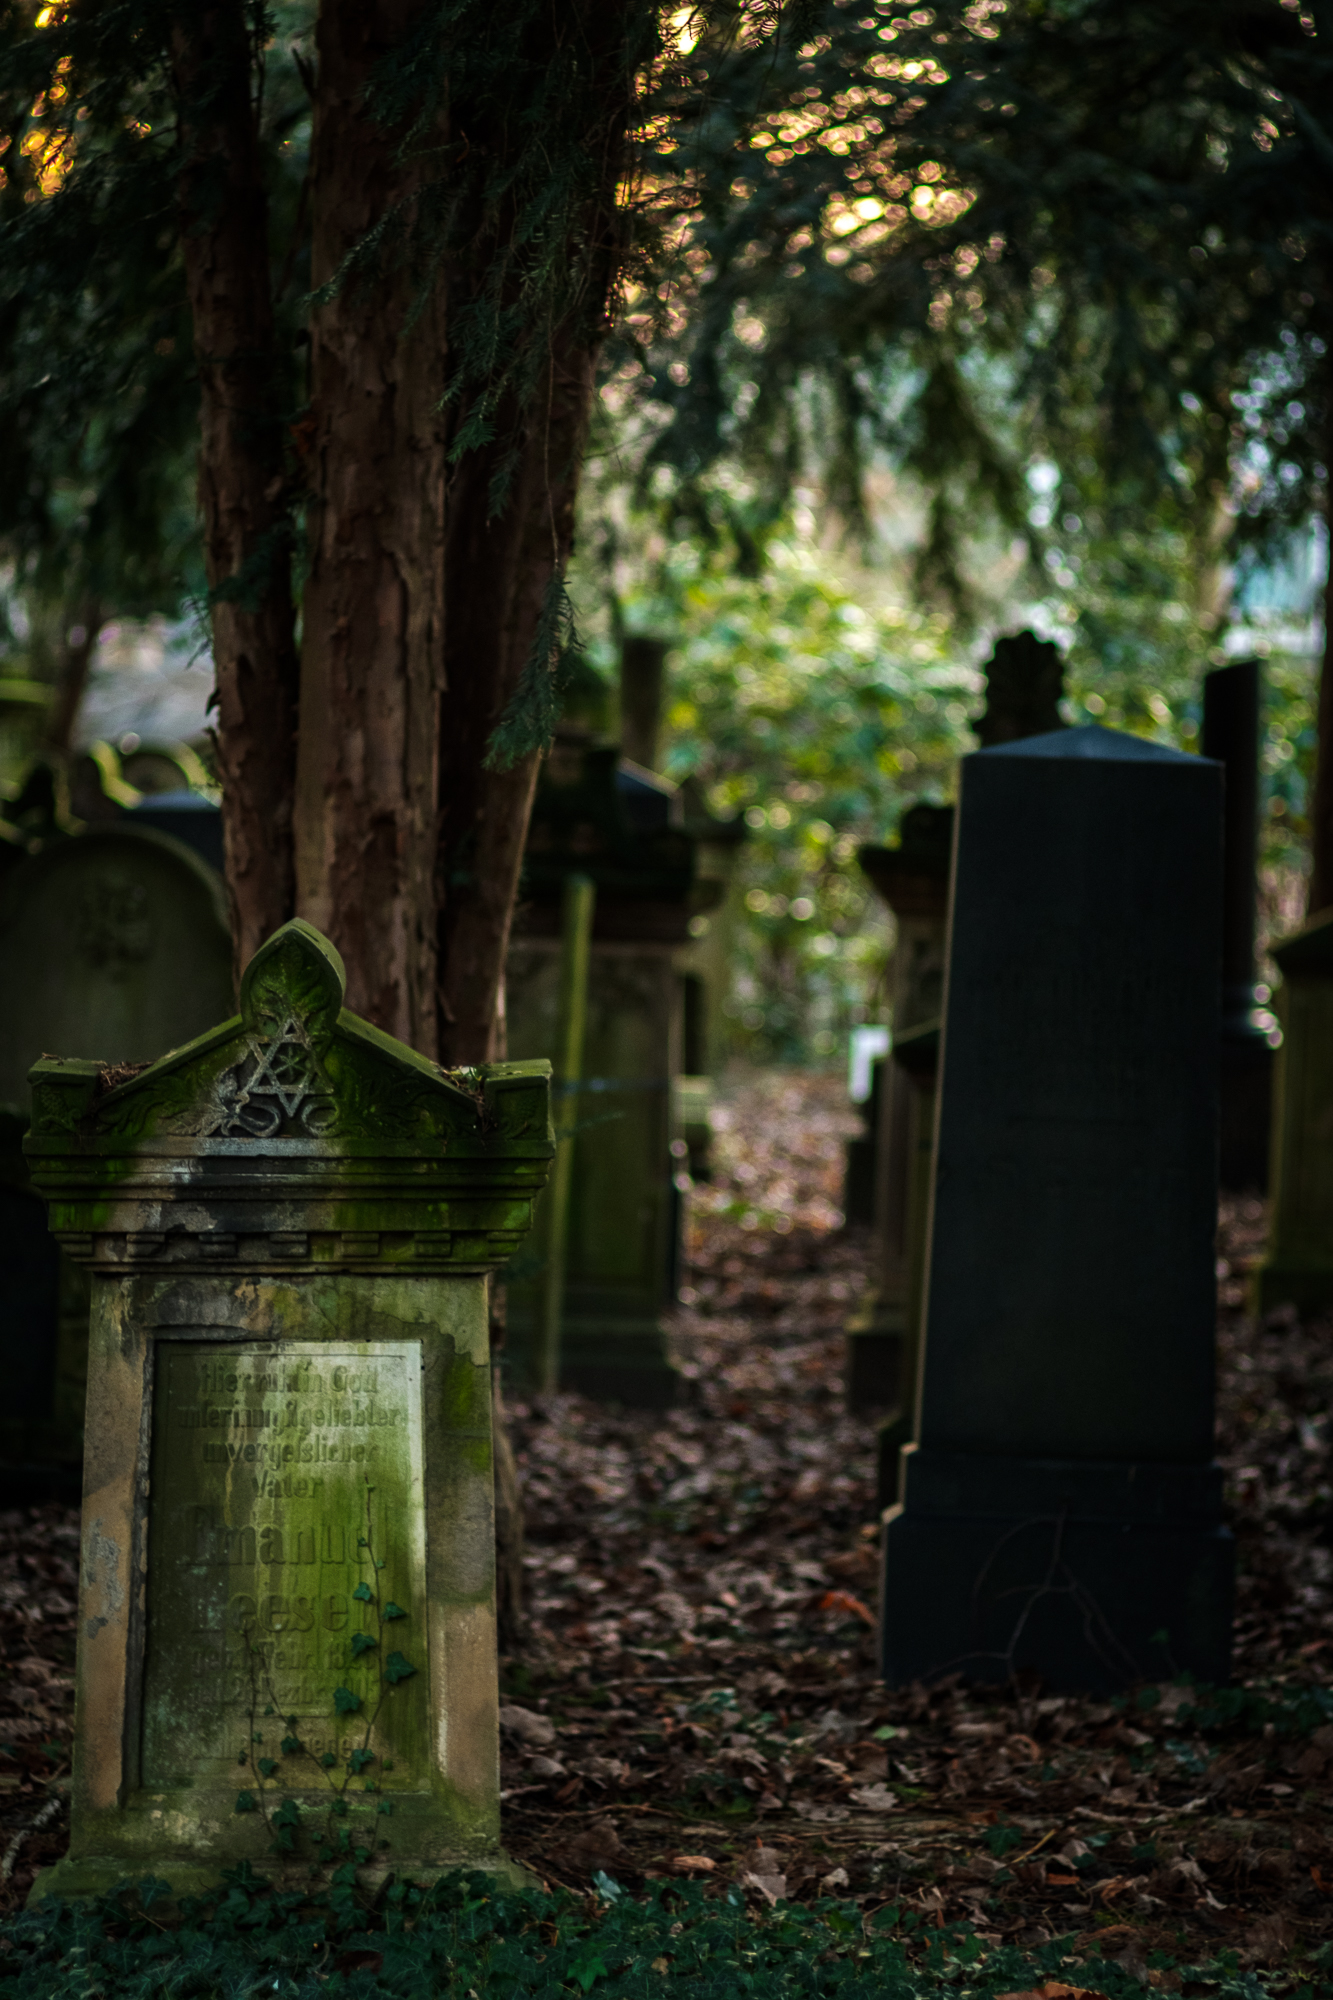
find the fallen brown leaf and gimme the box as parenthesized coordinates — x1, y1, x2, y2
(995, 1984, 1110, 2000)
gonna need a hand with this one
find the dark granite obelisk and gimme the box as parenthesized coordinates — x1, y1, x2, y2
(880, 724, 1233, 1692)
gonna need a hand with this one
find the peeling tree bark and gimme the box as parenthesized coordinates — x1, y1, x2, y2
(171, 3, 300, 980)
(294, 0, 446, 1053)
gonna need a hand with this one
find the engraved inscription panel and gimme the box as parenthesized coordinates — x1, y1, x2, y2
(142, 1342, 427, 1793)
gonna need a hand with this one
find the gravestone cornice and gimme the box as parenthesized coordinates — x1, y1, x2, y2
(977, 722, 1210, 764)
(24, 919, 553, 1274)
(1271, 907, 1333, 976)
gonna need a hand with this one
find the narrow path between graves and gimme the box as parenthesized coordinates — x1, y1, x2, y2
(0, 1067, 1330, 1982)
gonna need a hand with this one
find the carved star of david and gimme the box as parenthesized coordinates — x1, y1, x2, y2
(246, 1009, 332, 1117)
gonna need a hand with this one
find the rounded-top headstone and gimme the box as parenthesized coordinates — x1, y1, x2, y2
(0, 825, 232, 1110)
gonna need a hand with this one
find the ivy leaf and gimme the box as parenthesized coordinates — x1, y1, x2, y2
(236, 1751, 247, 1766)
(320, 1752, 338, 1770)
(377, 1801, 393, 1815)
(272, 1798, 302, 1852)
(332, 1797, 348, 1818)
(235, 1791, 257, 1815)
(352, 1582, 374, 1604)
(334, 1686, 362, 1714)
(382, 1602, 407, 1622)
(350, 1632, 378, 1658)
(348, 1747, 375, 1773)
(281, 1735, 303, 1755)
(286, 1715, 300, 1730)
(383, 1652, 416, 1685)
(257, 1757, 277, 1778)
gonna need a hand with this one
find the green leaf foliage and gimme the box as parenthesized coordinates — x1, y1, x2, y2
(382, 1602, 407, 1622)
(0, 1868, 1292, 1999)
(351, 1583, 374, 1605)
(350, 1632, 378, 1658)
(332, 1687, 361, 1716)
(383, 1651, 417, 1686)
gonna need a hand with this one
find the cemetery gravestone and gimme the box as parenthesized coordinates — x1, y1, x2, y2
(0, 826, 230, 1487)
(0, 823, 233, 1112)
(1255, 909, 1333, 1316)
(24, 918, 553, 1898)
(1202, 660, 1279, 1191)
(0, 1108, 68, 1498)
(506, 732, 707, 1406)
(846, 805, 954, 1413)
(880, 725, 1233, 1691)
(973, 629, 1064, 746)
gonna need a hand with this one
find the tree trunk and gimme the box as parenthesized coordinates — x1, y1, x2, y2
(171, 4, 300, 981)
(1309, 501, 1333, 919)
(294, 0, 446, 1053)
(41, 596, 103, 759)
(437, 345, 599, 1065)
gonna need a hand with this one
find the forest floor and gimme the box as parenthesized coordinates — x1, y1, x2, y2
(0, 1068, 1331, 1990)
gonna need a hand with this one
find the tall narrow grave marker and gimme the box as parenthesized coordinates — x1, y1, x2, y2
(880, 726, 1232, 1691)
(1255, 910, 1333, 1315)
(25, 919, 553, 1898)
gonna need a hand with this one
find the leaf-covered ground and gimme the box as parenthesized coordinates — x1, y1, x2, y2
(0, 1068, 1330, 1995)
(498, 1073, 1333, 1985)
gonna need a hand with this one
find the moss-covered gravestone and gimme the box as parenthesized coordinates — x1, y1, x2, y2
(1255, 910, 1333, 1315)
(0, 825, 232, 1492)
(506, 731, 708, 1406)
(0, 823, 233, 1113)
(24, 920, 553, 1900)
(881, 727, 1233, 1692)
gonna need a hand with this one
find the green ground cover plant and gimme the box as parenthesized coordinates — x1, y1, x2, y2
(0, 1866, 1314, 2000)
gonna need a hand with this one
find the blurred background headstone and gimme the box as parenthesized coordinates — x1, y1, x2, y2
(1254, 909, 1333, 1317)
(0, 823, 233, 1112)
(847, 804, 953, 1422)
(1201, 659, 1280, 1192)
(505, 728, 713, 1405)
(0, 820, 232, 1492)
(847, 627, 1068, 1481)
(973, 628, 1065, 747)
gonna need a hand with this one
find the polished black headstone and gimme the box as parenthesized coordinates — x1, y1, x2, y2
(880, 724, 1233, 1691)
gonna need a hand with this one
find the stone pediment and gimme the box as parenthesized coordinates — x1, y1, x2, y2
(27, 919, 552, 1160)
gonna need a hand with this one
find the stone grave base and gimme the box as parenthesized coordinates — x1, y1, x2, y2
(31, 1788, 536, 1904)
(874, 1412, 913, 1511)
(33, 1847, 534, 1906)
(880, 1448, 1234, 1693)
(843, 1294, 905, 1412)
(1252, 1256, 1333, 1319)
(554, 1316, 680, 1409)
